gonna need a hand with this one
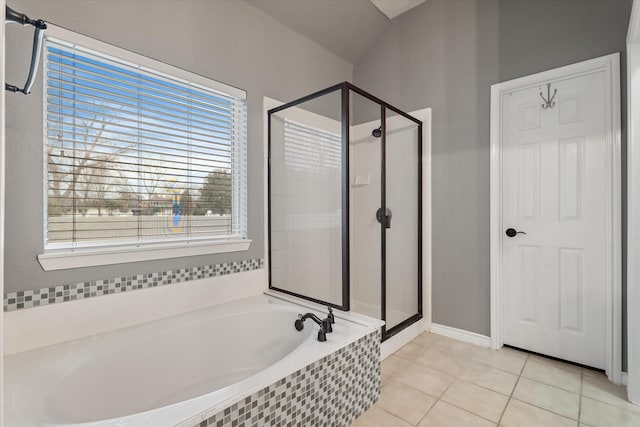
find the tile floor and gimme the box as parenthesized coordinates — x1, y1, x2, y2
(350, 332, 640, 427)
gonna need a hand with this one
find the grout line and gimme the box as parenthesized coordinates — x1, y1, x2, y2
(383, 334, 608, 427)
(525, 357, 585, 378)
(398, 342, 525, 425)
(497, 353, 530, 426)
(473, 359, 528, 377)
(454, 376, 516, 399)
(412, 397, 437, 426)
(381, 347, 447, 425)
(411, 362, 506, 425)
(425, 337, 636, 425)
(508, 396, 580, 423)
(581, 372, 640, 412)
(452, 362, 520, 398)
(430, 399, 500, 425)
(511, 345, 599, 373)
(519, 372, 583, 395)
(578, 367, 584, 424)
(396, 340, 460, 426)
(392, 361, 453, 398)
(372, 404, 417, 426)
(501, 358, 582, 423)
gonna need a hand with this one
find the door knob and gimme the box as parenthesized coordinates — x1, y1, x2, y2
(505, 228, 526, 237)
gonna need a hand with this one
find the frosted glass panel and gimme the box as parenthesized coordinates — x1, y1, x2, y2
(349, 92, 382, 319)
(269, 92, 344, 306)
(385, 111, 420, 330)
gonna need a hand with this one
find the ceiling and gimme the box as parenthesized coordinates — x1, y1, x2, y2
(370, 0, 426, 20)
(244, 0, 421, 64)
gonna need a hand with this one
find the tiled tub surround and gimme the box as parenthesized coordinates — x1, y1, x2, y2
(188, 330, 381, 427)
(4, 294, 382, 427)
(3, 258, 264, 311)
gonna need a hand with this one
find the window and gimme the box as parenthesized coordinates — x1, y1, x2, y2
(39, 26, 248, 270)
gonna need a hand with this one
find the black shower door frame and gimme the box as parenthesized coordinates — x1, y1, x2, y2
(267, 82, 423, 341)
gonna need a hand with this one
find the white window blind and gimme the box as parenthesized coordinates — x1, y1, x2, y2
(282, 119, 342, 230)
(44, 35, 247, 250)
(284, 119, 341, 172)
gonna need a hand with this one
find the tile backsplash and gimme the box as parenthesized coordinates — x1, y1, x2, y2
(3, 258, 264, 312)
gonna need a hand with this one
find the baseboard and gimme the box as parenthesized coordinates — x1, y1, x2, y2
(431, 323, 491, 348)
(381, 318, 428, 360)
(622, 371, 628, 386)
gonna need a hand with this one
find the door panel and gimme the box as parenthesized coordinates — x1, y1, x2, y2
(517, 245, 540, 324)
(502, 71, 607, 368)
(349, 105, 421, 337)
(517, 142, 540, 220)
(559, 248, 584, 333)
(385, 111, 420, 331)
(559, 138, 583, 221)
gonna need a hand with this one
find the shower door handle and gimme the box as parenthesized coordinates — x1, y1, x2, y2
(376, 207, 392, 229)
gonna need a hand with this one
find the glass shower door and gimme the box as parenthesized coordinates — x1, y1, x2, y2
(384, 110, 422, 334)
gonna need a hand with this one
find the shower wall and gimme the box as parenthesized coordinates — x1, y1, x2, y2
(349, 120, 382, 317)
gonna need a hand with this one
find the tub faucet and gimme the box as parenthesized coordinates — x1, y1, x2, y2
(294, 313, 331, 341)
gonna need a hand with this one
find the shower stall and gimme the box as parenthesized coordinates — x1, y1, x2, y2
(268, 82, 423, 340)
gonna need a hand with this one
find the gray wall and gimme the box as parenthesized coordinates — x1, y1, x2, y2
(4, 0, 352, 294)
(354, 0, 631, 339)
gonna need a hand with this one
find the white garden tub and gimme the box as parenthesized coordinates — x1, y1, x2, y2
(3, 294, 379, 426)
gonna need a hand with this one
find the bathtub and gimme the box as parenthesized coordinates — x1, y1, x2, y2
(4, 294, 382, 426)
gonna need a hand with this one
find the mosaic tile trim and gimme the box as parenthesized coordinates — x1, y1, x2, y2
(3, 258, 264, 312)
(187, 330, 381, 427)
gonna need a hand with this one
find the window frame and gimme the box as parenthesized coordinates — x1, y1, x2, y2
(38, 25, 250, 271)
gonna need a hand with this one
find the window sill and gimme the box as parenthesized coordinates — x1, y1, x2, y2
(37, 239, 252, 271)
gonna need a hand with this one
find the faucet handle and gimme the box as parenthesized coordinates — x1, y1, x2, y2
(327, 307, 335, 324)
(317, 328, 327, 342)
(322, 317, 333, 333)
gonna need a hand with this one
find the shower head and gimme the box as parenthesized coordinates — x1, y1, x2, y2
(372, 126, 382, 138)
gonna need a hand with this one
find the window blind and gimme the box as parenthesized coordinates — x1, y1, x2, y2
(282, 119, 342, 230)
(44, 36, 247, 249)
(283, 119, 341, 172)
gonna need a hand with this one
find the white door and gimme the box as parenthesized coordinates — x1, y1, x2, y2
(501, 71, 608, 369)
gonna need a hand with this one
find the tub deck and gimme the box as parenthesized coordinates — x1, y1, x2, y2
(4, 294, 382, 427)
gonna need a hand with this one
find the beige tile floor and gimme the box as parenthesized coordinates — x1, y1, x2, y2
(350, 332, 640, 427)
